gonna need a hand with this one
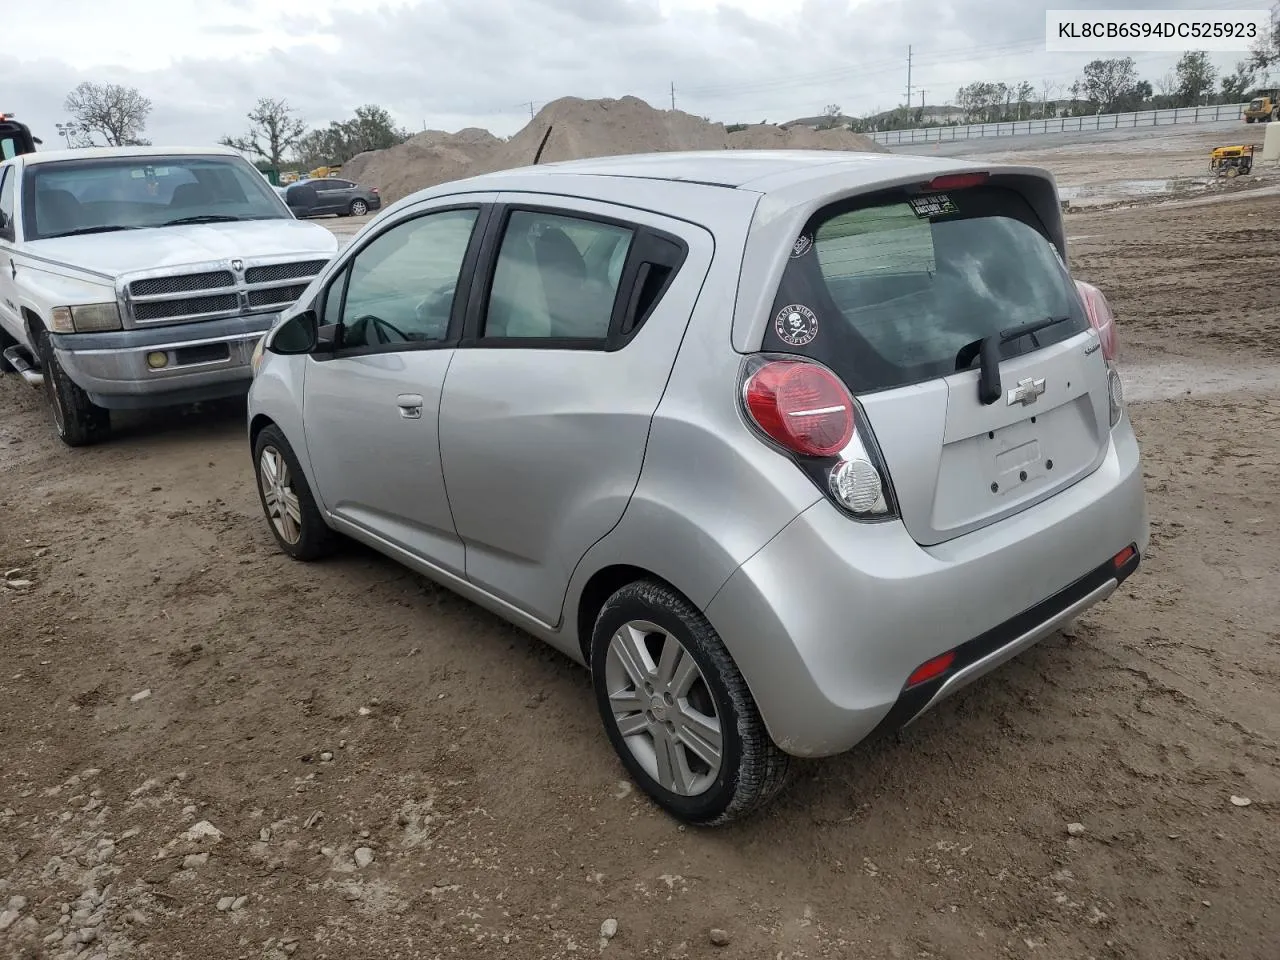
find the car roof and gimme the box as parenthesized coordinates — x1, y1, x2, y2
(18, 144, 245, 166)
(450, 149, 988, 193)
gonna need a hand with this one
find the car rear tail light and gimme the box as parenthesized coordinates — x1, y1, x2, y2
(907, 650, 956, 688)
(744, 359, 853, 457)
(1075, 280, 1119, 362)
(923, 172, 989, 191)
(1112, 544, 1136, 569)
(371, 187, 379, 194)
(740, 356, 896, 520)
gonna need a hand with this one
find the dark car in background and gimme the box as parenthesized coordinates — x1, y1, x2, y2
(283, 177, 382, 218)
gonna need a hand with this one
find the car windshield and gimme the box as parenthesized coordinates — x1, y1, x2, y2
(766, 184, 1088, 393)
(23, 154, 289, 240)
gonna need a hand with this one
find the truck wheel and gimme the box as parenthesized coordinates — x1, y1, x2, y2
(0, 327, 16, 373)
(37, 330, 109, 447)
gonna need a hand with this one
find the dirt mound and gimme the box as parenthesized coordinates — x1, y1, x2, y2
(728, 123, 883, 152)
(347, 96, 887, 203)
(341, 128, 505, 200)
(491, 96, 726, 168)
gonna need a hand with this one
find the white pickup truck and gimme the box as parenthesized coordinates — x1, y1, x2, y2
(0, 144, 339, 445)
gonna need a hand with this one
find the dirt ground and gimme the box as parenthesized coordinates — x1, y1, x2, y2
(2, 128, 1278, 960)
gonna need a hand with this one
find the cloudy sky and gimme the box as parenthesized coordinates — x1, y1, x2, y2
(4, 0, 1271, 149)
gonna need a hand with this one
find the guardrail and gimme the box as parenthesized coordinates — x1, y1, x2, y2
(868, 103, 1251, 146)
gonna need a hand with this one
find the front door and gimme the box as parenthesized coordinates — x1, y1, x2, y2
(0, 166, 20, 338)
(438, 194, 714, 625)
(302, 197, 493, 577)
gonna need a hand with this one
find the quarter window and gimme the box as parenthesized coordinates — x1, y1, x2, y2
(482, 210, 634, 340)
(337, 207, 478, 349)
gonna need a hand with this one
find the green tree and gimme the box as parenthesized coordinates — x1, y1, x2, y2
(294, 105, 410, 167)
(1175, 51, 1217, 106)
(1221, 61, 1257, 101)
(1078, 57, 1143, 111)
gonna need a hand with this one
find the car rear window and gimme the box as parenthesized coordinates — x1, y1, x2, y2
(765, 185, 1089, 394)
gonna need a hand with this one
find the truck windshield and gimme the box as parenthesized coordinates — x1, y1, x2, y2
(23, 154, 289, 240)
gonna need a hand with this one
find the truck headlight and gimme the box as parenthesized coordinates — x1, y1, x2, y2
(51, 303, 123, 333)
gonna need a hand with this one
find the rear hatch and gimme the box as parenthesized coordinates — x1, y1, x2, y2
(762, 176, 1111, 546)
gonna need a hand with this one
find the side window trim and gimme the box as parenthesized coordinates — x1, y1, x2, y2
(0, 166, 14, 239)
(311, 201, 493, 362)
(460, 201, 690, 353)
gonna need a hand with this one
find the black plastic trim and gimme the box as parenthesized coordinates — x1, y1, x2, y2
(868, 545, 1141, 738)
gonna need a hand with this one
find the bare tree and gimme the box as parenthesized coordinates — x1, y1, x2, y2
(220, 98, 307, 169)
(820, 103, 842, 129)
(1040, 79, 1062, 117)
(63, 82, 152, 147)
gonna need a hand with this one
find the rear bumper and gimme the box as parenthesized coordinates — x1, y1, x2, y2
(50, 314, 277, 410)
(704, 421, 1149, 758)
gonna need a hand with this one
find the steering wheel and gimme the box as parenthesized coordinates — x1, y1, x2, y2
(349, 314, 410, 345)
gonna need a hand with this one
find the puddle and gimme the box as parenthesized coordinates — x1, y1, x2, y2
(1058, 177, 1216, 207)
(1120, 358, 1280, 402)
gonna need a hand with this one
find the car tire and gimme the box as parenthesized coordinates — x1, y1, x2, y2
(590, 579, 791, 826)
(252, 424, 336, 561)
(350, 199, 368, 217)
(37, 330, 109, 447)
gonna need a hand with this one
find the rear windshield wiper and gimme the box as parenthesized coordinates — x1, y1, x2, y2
(45, 225, 139, 238)
(162, 214, 243, 226)
(957, 315, 1074, 406)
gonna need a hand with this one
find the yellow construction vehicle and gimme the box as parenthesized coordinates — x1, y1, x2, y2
(309, 165, 342, 179)
(1209, 144, 1255, 177)
(1244, 91, 1279, 123)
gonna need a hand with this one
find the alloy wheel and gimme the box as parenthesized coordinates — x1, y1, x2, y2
(258, 445, 303, 544)
(603, 620, 723, 796)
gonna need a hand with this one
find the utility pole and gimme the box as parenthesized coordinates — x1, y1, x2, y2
(919, 89, 927, 109)
(905, 45, 913, 109)
(671, 82, 676, 111)
(529, 102, 535, 120)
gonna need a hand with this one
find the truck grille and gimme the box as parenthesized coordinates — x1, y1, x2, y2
(131, 271, 236, 297)
(134, 294, 240, 322)
(122, 257, 328, 327)
(245, 260, 328, 284)
(248, 284, 311, 309)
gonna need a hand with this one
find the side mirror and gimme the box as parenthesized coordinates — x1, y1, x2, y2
(269, 310, 318, 354)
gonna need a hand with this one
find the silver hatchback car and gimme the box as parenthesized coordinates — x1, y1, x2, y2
(247, 150, 1148, 826)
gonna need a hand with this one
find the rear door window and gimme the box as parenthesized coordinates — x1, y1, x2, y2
(767, 185, 1088, 393)
(481, 210, 634, 340)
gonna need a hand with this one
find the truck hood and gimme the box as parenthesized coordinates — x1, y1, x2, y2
(25, 219, 338, 278)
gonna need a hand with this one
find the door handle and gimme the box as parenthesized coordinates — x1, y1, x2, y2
(397, 394, 424, 419)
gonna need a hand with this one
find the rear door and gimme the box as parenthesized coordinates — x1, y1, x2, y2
(764, 181, 1111, 546)
(438, 194, 712, 625)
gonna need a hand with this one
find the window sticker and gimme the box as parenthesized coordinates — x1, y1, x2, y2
(790, 233, 814, 258)
(774, 303, 819, 346)
(908, 194, 958, 218)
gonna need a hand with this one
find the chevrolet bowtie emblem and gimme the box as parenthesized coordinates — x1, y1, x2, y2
(1007, 377, 1046, 406)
